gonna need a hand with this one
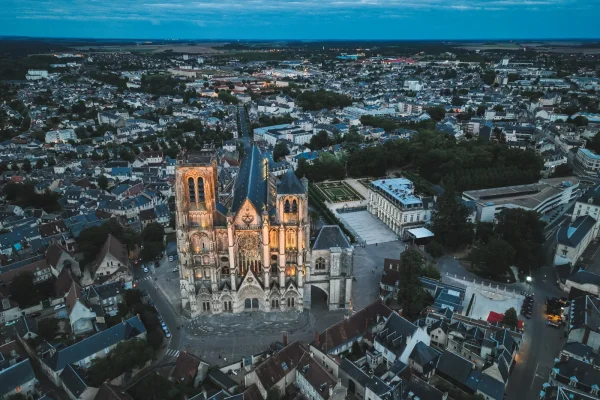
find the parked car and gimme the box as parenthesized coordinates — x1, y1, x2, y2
(165, 330, 171, 338)
(140, 289, 148, 297)
(155, 261, 160, 268)
(172, 268, 178, 273)
(29, 312, 41, 318)
(168, 255, 174, 262)
(54, 304, 65, 311)
(143, 266, 149, 273)
(4, 320, 16, 327)
(161, 322, 167, 330)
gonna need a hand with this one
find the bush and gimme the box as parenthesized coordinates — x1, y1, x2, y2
(425, 241, 444, 258)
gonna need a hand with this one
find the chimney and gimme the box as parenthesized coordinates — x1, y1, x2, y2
(314, 331, 320, 346)
(283, 333, 288, 346)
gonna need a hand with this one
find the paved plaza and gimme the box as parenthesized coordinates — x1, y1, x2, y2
(338, 210, 398, 244)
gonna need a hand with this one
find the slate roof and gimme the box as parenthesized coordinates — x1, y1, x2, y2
(43, 317, 146, 372)
(231, 146, 267, 213)
(277, 169, 305, 195)
(403, 376, 446, 400)
(409, 341, 440, 370)
(557, 215, 597, 248)
(60, 364, 88, 398)
(477, 374, 505, 400)
(94, 383, 135, 400)
(0, 359, 35, 396)
(436, 350, 475, 388)
(296, 353, 337, 399)
(376, 313, 418, 356)
(313, 300, 393, 353)
(568, 270, 600, 287)
(312, 225, 351, 250)
(208, 369, 238, 390)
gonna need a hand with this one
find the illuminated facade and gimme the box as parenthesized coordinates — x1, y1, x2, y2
(175, 146, 354, 316)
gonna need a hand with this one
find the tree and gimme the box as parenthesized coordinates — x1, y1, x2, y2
(9, 272, 38, 307)
(88, 339, 154, 386)
(78, 220, 139, 264)
(396, 249, 432, 319)
(572, 115, 589, 126)
(308, 130, 331, 150)
(273, 142, 290, 161)
(551, 163, 573, 178)
(495, 209, 545, 270)
(501, 307, 519, 329)
(35, 159, 44, 169)
(427, 106, 446, 121)
(493, 105, 504, 112)
(476, 105, 486, 117)
(266, 387, 281, 400)
(97, 175, 109, 191)
(22, 161, 31, 173)
(424, 241, 444, 258)
(430, 188, 474, 250)
(142, 222, 165, 243)
(587, 132, 600, 154)
(470, 238, 516, 277)
(38, 318, 59, 341)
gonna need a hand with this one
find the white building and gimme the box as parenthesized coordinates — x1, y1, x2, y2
(403, 80, 423, 91)
(462, 176, 580, 223)
(26, 70, 49, 80)
(253, 124, 314, 146)
(45, 129, 77, 144)
(575, 148, 600, 176)
(374, 312, 431, 365)
(367, 178, 434, 238)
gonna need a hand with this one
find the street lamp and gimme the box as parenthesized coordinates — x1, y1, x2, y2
(526, 276, 532, 295)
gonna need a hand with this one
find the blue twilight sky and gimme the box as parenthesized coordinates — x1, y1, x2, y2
(0, 0, 598, 40)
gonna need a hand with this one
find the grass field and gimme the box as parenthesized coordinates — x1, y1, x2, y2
(315, 181, 365, 203)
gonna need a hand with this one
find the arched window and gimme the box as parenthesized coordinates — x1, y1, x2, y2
(191, 234, 201, 254)
(222, 266, 230, 275)
(188, 177, 196, 203)
(286, 230, 296, 248)
(315, 257, 326, 270)
(284, 199, 291, 213)
(287, 298, 295, 308)
(291, 199, 298, 213)
(244, 299, 251, 309)
(270, 230, 278, 249)
(271, 264, 278, 274)
(197, 177, 205, 202)
(286, 265, 296, 276)
(252, 298, 259, 309)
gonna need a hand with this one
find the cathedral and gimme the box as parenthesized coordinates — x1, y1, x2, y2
(175, 146, 354, 316)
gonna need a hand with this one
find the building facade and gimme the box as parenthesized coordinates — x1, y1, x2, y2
(175, 147, 353, 317)
(367, 178, 433, 239)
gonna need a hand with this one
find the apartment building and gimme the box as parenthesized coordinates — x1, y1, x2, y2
(575, 148, 600, 176)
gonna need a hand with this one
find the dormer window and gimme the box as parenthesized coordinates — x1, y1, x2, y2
(570, 376, 578, 387)
(589, 198, 594, 204)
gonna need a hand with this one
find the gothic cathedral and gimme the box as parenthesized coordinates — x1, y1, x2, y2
(175, 146, 354, 316)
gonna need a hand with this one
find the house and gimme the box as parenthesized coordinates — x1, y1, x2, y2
(435, 350, 480, 395)
(170, 351, 209, 388)
(35, 316, 146, 386)
(65, 282, 97, 336)
(244, 341, 307, 399)
(87, 234, 131, 285)
(295, 352, 346, 400)
(373, 312, 431, 366)
(0, 358, 36, 399)
(566, 295, 600, 349)
(93, 383, 135, 400)
(554, 215, 599, 267)
(310, 300, 393, 374)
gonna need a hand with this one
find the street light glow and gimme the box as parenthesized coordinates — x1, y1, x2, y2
(526, 276, 532, 283)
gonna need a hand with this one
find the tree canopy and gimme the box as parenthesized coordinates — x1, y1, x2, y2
(3, 183, 61, 212)
(140, 222, 165, 261)
(273, 142, 290, 161)
(78, 220, 139, 265)
(296, 90, 352, 111)
(88, 339, 154, 386)
(501, 307, 519, 329)
(396, 249, 434, 319)
(430, 188, 474, 250)
(495, 208, 546, 270)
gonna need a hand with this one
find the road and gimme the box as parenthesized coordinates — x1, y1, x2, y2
(133, 259, 184, 360)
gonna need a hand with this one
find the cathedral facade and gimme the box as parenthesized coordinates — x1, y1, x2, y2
(175, 147, 354, 316)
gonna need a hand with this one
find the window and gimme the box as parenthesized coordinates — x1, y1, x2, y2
(284, 199, 291, 213)
(287, 297, 295, 308)
(292, 199, 298, 213)
(315, 257, 326, 270)
(252, 298, 259, 309)
(197, 177, 205, 202)
(245, 298, 252, 309)
(188, 177, 196, 203)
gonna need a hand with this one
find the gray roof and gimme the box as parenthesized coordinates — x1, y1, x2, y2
(231, 146, 267, 213)
(0, 359, 35, 396)
(477, 374, 505, 400)
(312, 225, 351, 250)
(436, 350, 474, 386)
(409, 341, 440, 367)
(568, 270, 600, 287)
(44, 317, 146, 372)
(60, 364, 88, 398)
(277, 169, 305, 195)
(557, 215, 597, 248)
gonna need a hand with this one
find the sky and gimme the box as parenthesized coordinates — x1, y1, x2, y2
(0, 0, 599, 40)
